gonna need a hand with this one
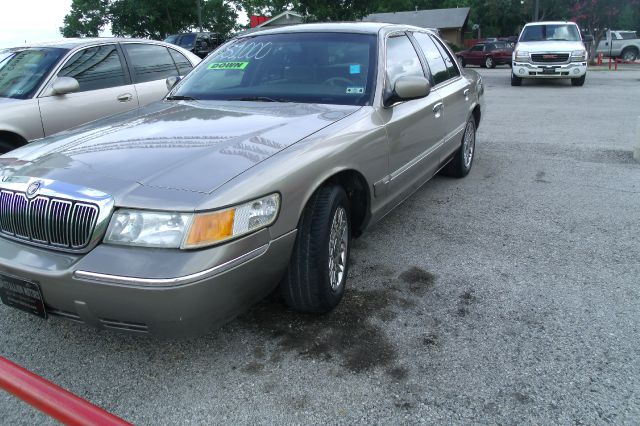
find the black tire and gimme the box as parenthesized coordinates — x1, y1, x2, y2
(511, 73, 522, 86)
(485, 56, 496, 69)
(460, 57, 466, 68)
(280, 185, 351, 313)
(0, 140, 16, 154)
(571, 74, 586, 86)
(622, 48, 638, 62)
(442, 118, 476, 178)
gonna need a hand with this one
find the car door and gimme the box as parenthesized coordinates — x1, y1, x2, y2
(411, 32, 471, 163)
(380, 33, 445, 198)
(121, 43, 183, 107)
(468, 44, 484, 65)
(38, 44, 138, 136)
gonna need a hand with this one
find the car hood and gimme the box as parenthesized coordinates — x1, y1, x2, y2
(0, 97, 22, 104)
(0, 101, 360, 196)
(516, 41, 585, 52)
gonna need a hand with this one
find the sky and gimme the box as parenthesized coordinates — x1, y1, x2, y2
(0, 0, 97, 48)
(0, 0, 248, 49)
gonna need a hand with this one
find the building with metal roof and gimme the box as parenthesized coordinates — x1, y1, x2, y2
(363, 7, 470, 46)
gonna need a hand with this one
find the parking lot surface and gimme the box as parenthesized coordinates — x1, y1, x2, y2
(1, 68, 639, 424)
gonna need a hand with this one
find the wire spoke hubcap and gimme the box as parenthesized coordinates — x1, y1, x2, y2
(463, 121, 475, 169)
(328, 206, 348, 291)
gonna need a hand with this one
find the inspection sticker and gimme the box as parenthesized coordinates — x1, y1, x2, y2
(346, 87, 365, 94)
(208, 61, 249, 70)
(349, 64, 361, 74)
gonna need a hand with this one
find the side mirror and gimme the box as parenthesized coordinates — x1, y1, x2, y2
(166, 76, 181, 91)
(584, 35, 594, 43)
(51, 77, 80, 95)
(384, 76, 431, 107)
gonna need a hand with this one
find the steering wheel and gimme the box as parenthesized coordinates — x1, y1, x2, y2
(323, 77, 355, 86)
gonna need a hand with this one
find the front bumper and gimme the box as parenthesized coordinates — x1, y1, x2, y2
(512, 61, 587, 78)
(0, 229, 297, 338)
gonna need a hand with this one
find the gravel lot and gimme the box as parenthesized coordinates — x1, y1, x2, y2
(2, 68, 640, 425)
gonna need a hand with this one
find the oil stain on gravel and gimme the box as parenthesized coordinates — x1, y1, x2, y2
(238, 289, 399, 373)
(238, 266, 437, 376)
(398, 266, 435, 296)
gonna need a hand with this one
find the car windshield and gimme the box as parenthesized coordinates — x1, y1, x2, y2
(178, 34, 197, 48)
(172, 32, 377, 106)
(520, 24, 581, 42)
(164, 35, 178, 44)
(0, 47, 67, 99)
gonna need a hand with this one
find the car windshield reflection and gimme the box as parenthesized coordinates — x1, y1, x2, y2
(172, 32, 378, 106)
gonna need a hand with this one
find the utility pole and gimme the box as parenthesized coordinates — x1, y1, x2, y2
(533, 0, 539, 22)
(197, 0, 203, 32)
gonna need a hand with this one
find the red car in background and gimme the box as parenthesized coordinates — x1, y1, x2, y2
(457, 41, 514, 68)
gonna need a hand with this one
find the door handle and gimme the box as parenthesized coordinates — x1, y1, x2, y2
(433, 102, 444, 118)
(463, 88, 470, 101)
(117, 93, 133, 102)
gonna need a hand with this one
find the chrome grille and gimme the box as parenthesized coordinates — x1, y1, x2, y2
(0, 190, 98, 250)
(531, 53, 570, 63)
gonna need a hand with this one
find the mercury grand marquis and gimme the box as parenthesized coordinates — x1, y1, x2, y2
(0, 23, 484, 337)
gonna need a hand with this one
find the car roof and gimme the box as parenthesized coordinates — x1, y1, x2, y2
(9, 37, 171, 50)
(237, 22, 434, 37)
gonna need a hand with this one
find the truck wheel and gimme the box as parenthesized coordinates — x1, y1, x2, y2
(485, 56, 495, 69)
(442, 117, 476, 178)
(280, 185, 351, 313)
(571, 74, 586, 86)
(622, 48, 638, 62)
(511, 73, 522, 86)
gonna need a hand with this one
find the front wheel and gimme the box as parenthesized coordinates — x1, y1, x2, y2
(459, 57, 466, 68)
(442, 118, 476, 178)
(280, 185, 351, 313)
(571, 74, 586, 86)
(511, 73, 522, 86)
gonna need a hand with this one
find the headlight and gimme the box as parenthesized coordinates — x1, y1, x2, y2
(514, 50, 529, 61)
(184, 193, 280, 248)
(571, 50, 587, 61)
(105, 211, 192, 248)
(104, 193, 281, 249)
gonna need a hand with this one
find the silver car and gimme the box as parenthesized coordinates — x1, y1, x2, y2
(0, 23, 484, 337)
(0, 38, 200, 153)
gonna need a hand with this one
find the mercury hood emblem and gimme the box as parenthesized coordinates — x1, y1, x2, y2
(26, 180, 42, 199)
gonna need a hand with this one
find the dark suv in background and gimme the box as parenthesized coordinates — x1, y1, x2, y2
(164, 32, 223, 58)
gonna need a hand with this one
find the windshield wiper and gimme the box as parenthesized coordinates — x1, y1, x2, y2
(231, 96, 291, 103)
(166, 95, 198, 101)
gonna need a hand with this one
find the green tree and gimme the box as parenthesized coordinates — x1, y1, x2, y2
(61, 0, 239, 39)
(570, 0, 639, 63)
(60, 0, 110, 37)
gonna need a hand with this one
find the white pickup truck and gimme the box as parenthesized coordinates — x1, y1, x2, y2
(511, 21, 588, 87)
(595, 30, 640, 62)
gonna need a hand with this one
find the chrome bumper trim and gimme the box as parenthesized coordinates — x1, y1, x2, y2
(73, 244, 269, 287)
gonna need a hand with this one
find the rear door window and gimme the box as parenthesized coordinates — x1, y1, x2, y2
(123, 44, 180, 84)
(411, 32, 449, 85)
(168, 48, 194, 75)
(57, 45, 127, 92)
(432, 36, 460, 79)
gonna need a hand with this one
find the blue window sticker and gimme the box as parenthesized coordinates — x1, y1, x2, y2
(346, 87, 365, 94)
(349, 64, 361, 74)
